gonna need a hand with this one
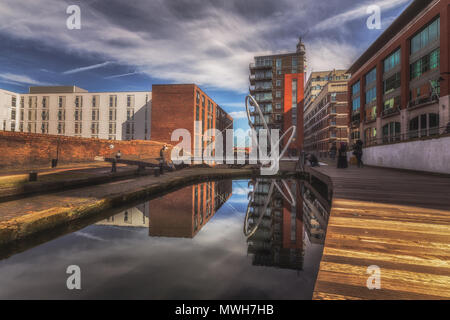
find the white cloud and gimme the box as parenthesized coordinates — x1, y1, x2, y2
(312, 0, 411, 32)
(306, 40, 359, 77)
(228, 111, 248, 119)
(63, 61, 113, 75)
(0, 72, 56, 86)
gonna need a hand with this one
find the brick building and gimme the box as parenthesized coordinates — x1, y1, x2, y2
(347, 0, 449, 147)
(304, 72, 350, 157)
(248, 38, 306, 156)
(151, 84, 233, 160)
(304, 70, 350, 113)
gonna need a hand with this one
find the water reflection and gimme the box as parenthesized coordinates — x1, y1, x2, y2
(0, 178, 332, 299)
(97, 180, 232, 238)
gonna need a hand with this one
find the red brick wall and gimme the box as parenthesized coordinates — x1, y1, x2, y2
(151, 84, 195, 145)
(0, 131, 169, 169)
(284, 73, 304, 151)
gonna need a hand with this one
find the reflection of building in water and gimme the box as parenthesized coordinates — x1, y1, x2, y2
(97, 203, 149, 227)
(246, 179, 305, 270)
(149, 180, 232, 238)
(302, 183, 330, 244)
(97, 181, 232, 236)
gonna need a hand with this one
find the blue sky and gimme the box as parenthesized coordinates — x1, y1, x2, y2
(0, 0, 412, 131)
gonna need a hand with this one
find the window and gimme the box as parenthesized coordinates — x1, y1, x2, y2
(276, 59, 282, 69)
(366, 87, 376, 104)
(384, 96, 400, 111)
(331, 93, 336, 102)
(411, 17, 440, 54)
(58, 97, 64, 108)
(11, 109, 16, 120)
(276, 80, 281, 87)
(409, 113, 439, 138)
(383, 72, 401, 94)
(276, 91, 281, 98)
(410, 48, 440, 79)
(127, 95, 133, 107)
(384, 49, 401, 72)
(275, 103, 281, 110)
(382, 122, 401, 143)
(365, 68, 376, 84)
(12, 96, 16, 107)
(352, 97, 360, 113)
(352, 81, 360, 95)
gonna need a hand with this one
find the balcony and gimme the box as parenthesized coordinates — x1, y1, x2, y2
(382, 106, 400, 118)
(249, 86, 272, 94)
(408, 95, 439, 110)
(249, 62, 272, 70)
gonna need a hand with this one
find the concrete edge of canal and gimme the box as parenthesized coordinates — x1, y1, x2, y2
(0, 168, 301, 247)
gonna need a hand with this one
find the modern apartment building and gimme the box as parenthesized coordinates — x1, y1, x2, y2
(246, 178, 304, 270)
(151, 84, 233, 159)
(304, 76, 350, 157)
(0, 86, 151, 140)
(304, 70, 350, 113)
(0, 88, 19, 132)
(348, 0, 449, 148)
(248, 38, 306, 156)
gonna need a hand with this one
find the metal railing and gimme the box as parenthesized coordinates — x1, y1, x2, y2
(357, 125, 450, 148)
(408, 95, 439, 109)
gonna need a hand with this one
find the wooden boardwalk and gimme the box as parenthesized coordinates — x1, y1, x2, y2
(308, 164, 450, 300)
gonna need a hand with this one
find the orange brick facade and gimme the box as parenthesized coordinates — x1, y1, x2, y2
(151, 84, 233, 159)
(0, 131, 167, 169)
(284, 73, 304, 152)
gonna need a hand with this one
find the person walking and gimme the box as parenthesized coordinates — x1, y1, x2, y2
(329, 143, 337, 160)
(353, 140, 364, 168)
(337, 143, 348, 169)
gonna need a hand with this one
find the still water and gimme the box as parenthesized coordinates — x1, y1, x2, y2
(0, 179, 331, 299)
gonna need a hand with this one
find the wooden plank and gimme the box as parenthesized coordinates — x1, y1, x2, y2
(311, 164, 450, 300)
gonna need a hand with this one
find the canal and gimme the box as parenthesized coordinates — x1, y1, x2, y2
(0, 178, 331, 299)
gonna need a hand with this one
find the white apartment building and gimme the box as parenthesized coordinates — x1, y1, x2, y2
(0, 86, 152, 140)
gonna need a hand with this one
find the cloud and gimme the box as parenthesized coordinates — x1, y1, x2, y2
(63, 61, 113, 75)
(312, 0, 410, 32)
(104, 71, 141, 79)
(0, 72, 55, 86)
(0, 0, 411, 94)
(228, 111, 248, 119)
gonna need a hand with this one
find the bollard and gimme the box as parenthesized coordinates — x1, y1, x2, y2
(159, 163, 164, 175)
(29, 171, 38, 182)
(111, 159, 117, 173)
(51, 159, 58, 168)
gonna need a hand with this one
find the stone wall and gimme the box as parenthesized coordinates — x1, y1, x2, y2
(0, 131, 169, 169)
(357, 135, 450, 174)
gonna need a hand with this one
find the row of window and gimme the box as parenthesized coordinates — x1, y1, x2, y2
(410, 48, 440, 80)
(411, 17, 440, 55)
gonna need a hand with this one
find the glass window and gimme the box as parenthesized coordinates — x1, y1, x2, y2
(352, 97, 360, 112)
(383, 72, 401, 94)
(366, 87, 377, 104)
(411, 17, 440, 54)
(352, 81, 360, 95)
(365, 68, 376, 84)
(384, 49, 400, 72)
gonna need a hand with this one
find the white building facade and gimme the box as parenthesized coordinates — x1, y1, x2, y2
(0, 86, 152, 141)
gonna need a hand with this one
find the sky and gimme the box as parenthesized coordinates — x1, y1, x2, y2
(0, 0, 412, 131)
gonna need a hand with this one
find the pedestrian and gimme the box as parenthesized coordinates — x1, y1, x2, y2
(116, 150, 122, 159)
(337, 143, 348, 169)
(329, 144, 337, 160)
(353, 140, 364, 168)
(306, 153, 320, 167)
